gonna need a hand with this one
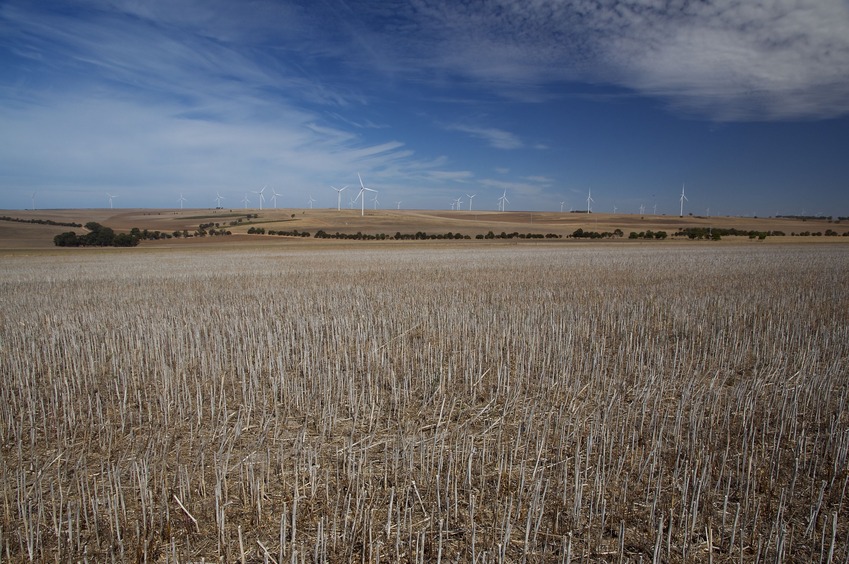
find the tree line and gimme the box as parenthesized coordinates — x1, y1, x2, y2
(2, 216, 82, 228)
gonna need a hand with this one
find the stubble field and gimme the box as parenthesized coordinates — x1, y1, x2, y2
(1, 244, 848, 562)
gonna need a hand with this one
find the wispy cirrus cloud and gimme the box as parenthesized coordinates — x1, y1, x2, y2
(445, 124, 523, 149)
(349, 0, 849, 121)
(0, 1, 472, 207)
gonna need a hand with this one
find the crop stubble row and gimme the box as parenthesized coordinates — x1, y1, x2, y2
(1, 245, 848, 562)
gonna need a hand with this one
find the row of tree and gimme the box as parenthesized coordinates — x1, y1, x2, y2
(572, 228, 624, 239)
(628, 230, 669, 239)
(2, 216, 82, 228)
(54, 221, 849, 248)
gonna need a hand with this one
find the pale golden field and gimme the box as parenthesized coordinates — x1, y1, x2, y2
(2, 244, 848, 562)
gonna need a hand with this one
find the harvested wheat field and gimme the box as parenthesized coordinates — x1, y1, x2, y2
(2, 244, 848, 562)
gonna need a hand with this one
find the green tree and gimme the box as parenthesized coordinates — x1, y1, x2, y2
(53, 231, 80, 246)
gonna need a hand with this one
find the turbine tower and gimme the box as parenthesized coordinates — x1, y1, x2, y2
(215, 192, 225, 208)
(271, 188, 283, 209)
(355, 173, 376, 216)
(586, 189, 594, 213)
(560, 201, 565, 213)
(179, 193, 187, 210)
(31, 191, 37, 211)
(498, 190, 509, 212)
(252, 186, 266, 210)
(331, 185, 348, 211)
(679, 183, 688, 217)
(242, 193, 250, 209)
(466, 193, 476, 211)
(395, 201, 402, 210)
(106, 193, 118, 209)
(308, 195, 316, 209)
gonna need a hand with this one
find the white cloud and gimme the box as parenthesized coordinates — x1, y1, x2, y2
(386, 0, 849, 120)
(445, 124, 523, 149)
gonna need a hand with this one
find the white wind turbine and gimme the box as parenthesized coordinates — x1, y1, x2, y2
(586, 189, 594, 213)
(355, 173, 376, 216)
(372, 192, 380, 210)
(253, 186, 266, 210)
(331, 185, 348, 211)
(178, 193, 187, 209)
(560, 201, 565, 213)
(498, 190, 509, 212)
(395, 201, 402, 210)
(308, 195, 316, 209)
(679, 183, 688, 217)
(466, 193, 476, 211)
(271, 188, 283, 209)
(639, 204, 645, 215)
(106, 193, 118, 209)
(215, 192, 225, 208)
(454, 196, 463, 211)
(31, 191, 37, 210)
(242, 193, 250, 209)
(614, 205, 618, 213)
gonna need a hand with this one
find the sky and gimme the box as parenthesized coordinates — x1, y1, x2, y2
(1, 0, 848, 216)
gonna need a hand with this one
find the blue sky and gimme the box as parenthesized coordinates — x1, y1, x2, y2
(2, 0, 848, 216)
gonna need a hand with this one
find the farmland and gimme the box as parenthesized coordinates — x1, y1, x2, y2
(2, 207, 847, 250)
(2, 244, 848, 562)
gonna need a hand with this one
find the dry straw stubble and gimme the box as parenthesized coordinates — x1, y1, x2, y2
(1, 244, 848, 562)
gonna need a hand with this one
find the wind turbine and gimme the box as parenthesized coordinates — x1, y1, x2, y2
(395, 201, 402, 210)
(179, 193, 187, 209)
(106, 193, 118, 209)
(242, 193, 250, 209)
(252, 186, 266, 210)
(31, 191, 37, 210)
(466, 194, 476, 211)
(614, 205, 619, 214)
(331, 185, 348, 211)
(560, 201, 565, 213)
(454, 197, 463, 211)
(586, 189, 594, 213)
(355, 173, 376, 216)
(679, 183, 688, 217)
(271, 188, 283, 209)
(498, 190, 509, 212)
(372, 192, 380, 210)
(639, 204, 645, 215)
(308, 195, 316, 209)
(215, 192, 225, 208)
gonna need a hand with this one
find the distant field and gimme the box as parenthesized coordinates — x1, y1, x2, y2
(1, 207, 847, 250)
(2, 245, 848, 561)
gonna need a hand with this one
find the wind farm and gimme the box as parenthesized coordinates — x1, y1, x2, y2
(3, 0, 849, 560)
(3, 194, 849, 564)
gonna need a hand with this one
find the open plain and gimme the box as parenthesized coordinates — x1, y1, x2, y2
(1, 231, 848, 562)
(2, 207, 847, 251)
